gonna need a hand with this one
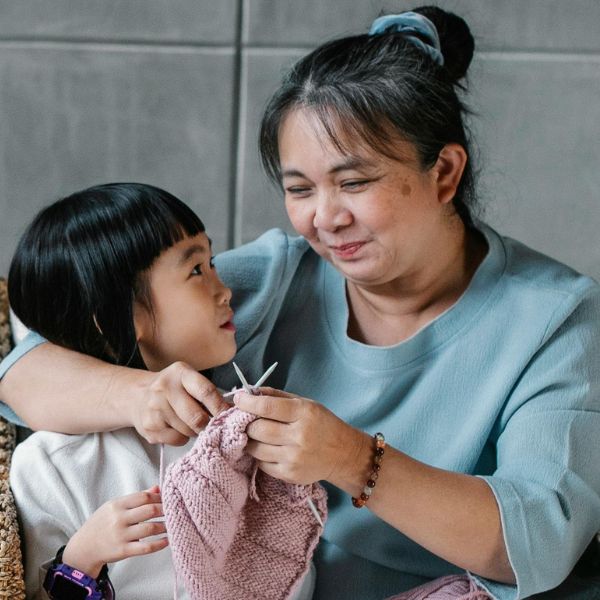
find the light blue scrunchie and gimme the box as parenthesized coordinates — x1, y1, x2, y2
(369, 12, 444, 66)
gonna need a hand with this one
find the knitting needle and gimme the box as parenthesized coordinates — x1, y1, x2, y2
(253, 361, 278, 388)
(232, 361, 253, 394)
(223, 361, 278, 397)
(228, 362, 324, 528)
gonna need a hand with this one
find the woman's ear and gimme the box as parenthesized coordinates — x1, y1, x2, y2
(432, 143, 468, 206)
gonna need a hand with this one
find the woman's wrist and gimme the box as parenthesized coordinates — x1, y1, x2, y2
(115, 365, 155, 429)
(327, 425, 373, 496)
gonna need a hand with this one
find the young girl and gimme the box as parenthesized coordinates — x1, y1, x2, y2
(8, 183, 315, 599)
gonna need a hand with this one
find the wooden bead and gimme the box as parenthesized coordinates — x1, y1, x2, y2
(351, 432, 386, 508)
(352, 496, 366, 508)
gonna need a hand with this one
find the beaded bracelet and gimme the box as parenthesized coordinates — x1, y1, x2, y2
(352, 432, 385, 508)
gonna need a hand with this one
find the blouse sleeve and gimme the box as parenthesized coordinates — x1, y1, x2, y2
(0, 330, 47, 425)
(477, 284, 600, 599)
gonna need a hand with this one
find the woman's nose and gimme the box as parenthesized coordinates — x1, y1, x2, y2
(312, 194, 352, 231)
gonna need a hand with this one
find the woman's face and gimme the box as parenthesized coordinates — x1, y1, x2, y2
(279, 109, 455, 288)
(133, 232, 236, 372)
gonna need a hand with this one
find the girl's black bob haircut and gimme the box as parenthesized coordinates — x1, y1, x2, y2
(8, 182, 205, 369)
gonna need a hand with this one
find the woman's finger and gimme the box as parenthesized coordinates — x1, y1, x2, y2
(181, 369, 230, 421)
(246, 418, 291, 445)
(255, 386, 297, 399)
(245, 439, 282, 463)
(233, 391, 303, 422)
(164, 406, 200, 440)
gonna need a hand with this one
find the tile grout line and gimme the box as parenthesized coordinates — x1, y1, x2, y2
(228, 0, 245, 249)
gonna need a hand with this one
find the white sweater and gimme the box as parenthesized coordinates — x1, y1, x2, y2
(10, 429, 315, 599)
(11, 429, 193, 599)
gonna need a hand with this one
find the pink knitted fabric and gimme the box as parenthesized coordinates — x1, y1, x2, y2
(162, 406, 327, 600)
(385, 575, 491, 599)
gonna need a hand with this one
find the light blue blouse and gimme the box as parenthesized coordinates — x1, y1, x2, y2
(2, 223, 600, 599)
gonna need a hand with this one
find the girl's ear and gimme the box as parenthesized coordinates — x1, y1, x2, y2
(432, 143, 468, 206)
(132, 300, 151, 343)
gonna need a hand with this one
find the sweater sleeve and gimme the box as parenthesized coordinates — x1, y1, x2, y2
(9, 436, 82, 599)
(477, 283, 600, 599)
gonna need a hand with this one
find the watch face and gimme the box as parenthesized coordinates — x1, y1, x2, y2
(51, 574, 90, 599)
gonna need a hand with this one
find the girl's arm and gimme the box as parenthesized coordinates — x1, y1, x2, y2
(61, 486, 168, 578)
(0, 341, 228, 443)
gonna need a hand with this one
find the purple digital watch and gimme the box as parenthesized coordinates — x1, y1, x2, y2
(43, 546, 115, 600)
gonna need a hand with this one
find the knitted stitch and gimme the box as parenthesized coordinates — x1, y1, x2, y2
(162, 406, 327, 600)
(385, 575, 490, 599)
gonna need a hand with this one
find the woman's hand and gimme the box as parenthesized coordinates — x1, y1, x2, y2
(234, 387, 367, 485)
(62, 486, 168, 578)
(131, 362, 230, 446)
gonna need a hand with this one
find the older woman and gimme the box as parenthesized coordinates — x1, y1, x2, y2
(2, 6, 600, 600)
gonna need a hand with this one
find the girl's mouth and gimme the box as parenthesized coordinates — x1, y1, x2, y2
(220, 321, 236, 332)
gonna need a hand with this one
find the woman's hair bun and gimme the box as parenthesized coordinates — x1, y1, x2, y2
(414, 5, 474, 82)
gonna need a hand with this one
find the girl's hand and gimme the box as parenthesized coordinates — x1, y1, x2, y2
(133, 362, 230, 445)
(62, 486, 168, 578)
(234, 387, 366, 485)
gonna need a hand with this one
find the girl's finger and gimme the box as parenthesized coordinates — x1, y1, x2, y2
(124, 537, 170, 557)
(233, 392, 303, 422)
(117, 489, 162, 510)
(126, 520, 167, 542)
(124, 502, 164, 525)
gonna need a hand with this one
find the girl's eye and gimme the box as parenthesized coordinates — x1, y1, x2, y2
(191, 264, 203, 276)
(209, 256, 215, 269)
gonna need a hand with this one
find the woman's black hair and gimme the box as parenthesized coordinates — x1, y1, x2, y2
(260, 6, 477, 225)
(8, 183, 205, 369)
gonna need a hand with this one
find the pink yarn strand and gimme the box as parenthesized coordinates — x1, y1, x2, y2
(385, 575, 491, 600)
(159, 444, 179, 600)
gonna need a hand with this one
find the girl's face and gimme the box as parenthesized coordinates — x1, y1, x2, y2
(278, 109, 459, 289)
(133, 232, 236, 372)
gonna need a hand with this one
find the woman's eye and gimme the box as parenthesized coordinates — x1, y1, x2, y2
(285, 186, 312, 197)
(342, 180, 369, 191)
(191, 264, 203, 276)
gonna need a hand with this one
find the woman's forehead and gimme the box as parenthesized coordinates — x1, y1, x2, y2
(279, 106, 416, 167)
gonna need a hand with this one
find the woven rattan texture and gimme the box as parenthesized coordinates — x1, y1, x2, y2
(0, 277, 26, 599)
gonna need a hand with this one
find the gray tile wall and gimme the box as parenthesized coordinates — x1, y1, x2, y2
(1, 1, 599, 281)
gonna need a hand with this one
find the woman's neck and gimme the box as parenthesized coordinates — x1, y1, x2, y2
(346, 223, 487, 346)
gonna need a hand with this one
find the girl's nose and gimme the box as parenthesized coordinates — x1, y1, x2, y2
(218, 280, 233, 305)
